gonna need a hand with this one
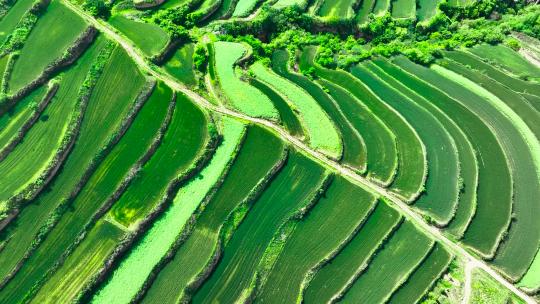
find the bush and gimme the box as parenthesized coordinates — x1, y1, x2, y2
(82, 0, 110, 19)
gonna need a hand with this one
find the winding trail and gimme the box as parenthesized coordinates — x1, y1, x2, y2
(58, 2, 538, 303)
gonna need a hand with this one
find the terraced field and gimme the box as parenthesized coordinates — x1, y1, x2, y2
(1, 0, 540, 303)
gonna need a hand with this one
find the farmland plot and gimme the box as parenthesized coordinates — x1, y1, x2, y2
(469, 44, 540, 81)
(272, 50, 366, 172)
(388, 243, 453, 304)
(164, 43, 197, 87)
(354, 63, 460, 226)
(249, 78, 304, 137)
(29, 93, 209, 303)
(0, 42, 148, 303)
(339, 221, 434, 303)
(416, 0, 439, 21)
(213, 41, 278, 119)
(356, 0, 376, 24)
(0, 0, 37, 43)
(317, 0, 355, 18)
(233, 0, 260, 17)
(444, 50, 540, 99)
(392, 57, 514, 258)
(0, 86, 46, 152)
(141, 125, 285, 304)
(7, 0, 87, 93)
(431, 65, 540, 280)
(91, 117, 245, 304)
(250, 61, 342, 160)
(109, 15, 169, 57)
(302, 47, 425, 200)
(273, 0, 308, 9)
(256, 176, 377, 303)
(391, 0, 416, 19)
(373, 0, 391, 15)
(192, 152, 327, 303)
(303, 202, 402, 303)
(371, 58, 478, 238)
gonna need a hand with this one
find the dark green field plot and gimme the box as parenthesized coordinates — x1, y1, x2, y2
(392, 57, 513, 258)
(0, 0, 37, 43)
(0, 85, 46, 151)
(306, 49, 425, 200)
(0, 42, 149, 303)
(249, 78, 304, 137)
(356, 0, 376, 24)
(109, 92, 209, 227)
(164, 43, 197, 86)
(109, 15, 169, 57)
(7, 0, 87, 93)
(388, 243, 453, 304)
(300, 47, 397, 184)
(340, 221, 434, 303)
(304, 202, 402, 303)
(30, 90, 206, 303)
(256, 176, 377, 303)
(192, 152, 327, 303)
(469, 44, 540, 81)
(391, 0, 416, 19)
(142, 125, 284, 304)
(318, 0, 355, 18)
(274, 50, 366, 172)
(416, 0, 439, 21)
(429, 64, 540, 279)
(356, 63, 460, 226)
(371, 58, 478, 238)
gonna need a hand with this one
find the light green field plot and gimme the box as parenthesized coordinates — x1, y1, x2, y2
(432, 65, 540, 280)
(109, 93, 209, 227)
(340, 221, 434, 303)
(164, 43, 197, 86)
(31, 220, 124, 304)
(371, 58, 478, 238)
(190, 0, 221, 20)
(212, 0, 233, 18)
(0, 42, 148, 303)
(249, 78, 304, 137)
(0, 86, 46, 151)
(305, 49, 424, 200)
(192, 152, 326, 303)
(142, 125, 284, 304)
(233, 0, 259, 17)
(373, 0, 390, 15)
(7, 0, 87, 93)
(469, 44, 540, 81)
(356, 0, 376, 24)
(109, 15, 169, 57)
(0, 0, 36, 43)
(392, 57, 513, 258)
(318, 0, 355, 18)
(251, 61, 342, 159)
(159, 0, 191, 9)
(355, 63, 459, 226)
(91, 117, 245, 304)
(257, 176, 377, 303)
(391, 0, 415, 19)
(273, 50, 366, 171)
(388, 243, 453, 304)
(30, 92, 208, 303)
(304, 202, 402, 303)
(444, 51, 540, 99)
(273, 0, 308, 9)
(416, 0, 439, 21)
(447, 0, 473, 6)
(519, 250, 540, 291)
(213, 41, 278, 119)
